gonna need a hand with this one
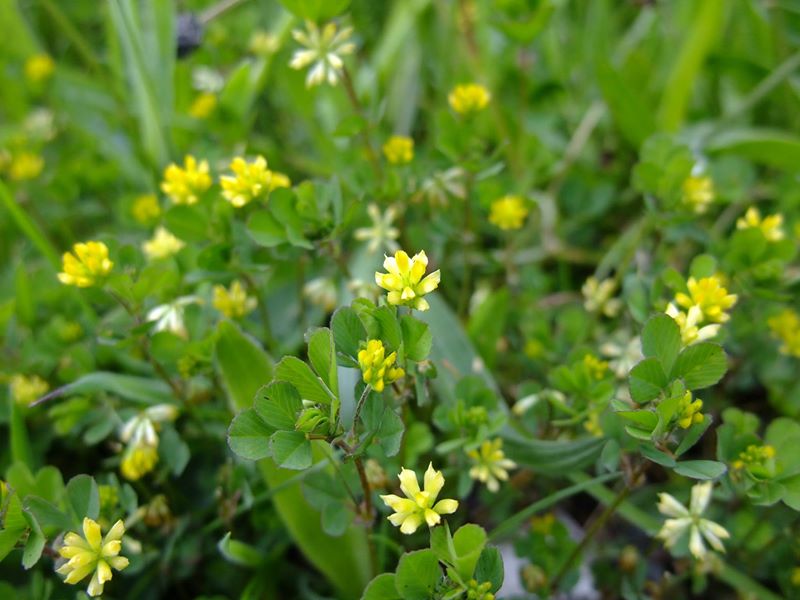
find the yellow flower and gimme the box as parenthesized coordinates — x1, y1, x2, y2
(56, 517, 129, 597)
(161, 155, 212, 205)
(448, 83, 491, 115)
(676, 391, 704, 429)
(768, 309, 800, 358)
(380, 463, 459, 534)
(131, 194, 161, 224)
(9, 374, 48, 406)
(212, 280, 257, 318)
(382, 135, 414, 165)
(582, 276, 622, 318)
(142, 227, 185, 260)
(269, 171, 291, 190)
(188, 92, 217, 119)
(682, 175, 714, 214)
(736, 207, 785, 242)
(25, 53, 55, 83)
(467, 439, 516, 493)
(249, 31, 280, 56)
(120, 444, 159, 481)
(732, 444, 775, 477)
(665, 303, 720, 346)
(289, 20, 355, 87)
(674, 276, 737, 324)
(9, 151, 44, 181)
(375, 250, 441, 311)
(489, 195, 529, 230)
(58, 241, 113, 288)
(357, 339, 405, 393)
(221, 156, 273, 208)
(583, 354, 609, 379)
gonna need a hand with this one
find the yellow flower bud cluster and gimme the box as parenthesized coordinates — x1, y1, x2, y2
(161, 155, 212, 205)
(358, 339, 404, 393)
(212, 280, 257, 318)
(676, 391, 704, 429)
(489, 195, 529, 231)
(448, 83, 491, 115)
(681, 175, 714, 214)
(767, 309, 800, 358)
(382, 135, 414, 165)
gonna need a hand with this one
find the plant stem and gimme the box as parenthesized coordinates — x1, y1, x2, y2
(340, 67, 383, 181)
(349, 385, 372, 443)
(549, 464, 645, 593)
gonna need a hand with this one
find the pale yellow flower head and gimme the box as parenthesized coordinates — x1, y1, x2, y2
(131, 194, 161, 224)
(56, 517, 129, 597)
(9, 374, 49, 406)
(448, 83, 491, 115)
(58, 241, 113, 288)
(212, 280, 257, 318)
(161, 155, 212, 205)
(768, 308, 800, 358)
(289, 20, 355, 87)
(382, 135, 414, 165)
(142, 227, 185, 261)
(9, 151, 44, 181)
(375, 250, 441, 311)
(682, 175, 714, 214)
(736, 207, 785, 242)
(656, 482, 729, 560)
(221, 156, 273, 208)
(666, 303, 720, 346)
(354, 203, 400, 254)
(380, 463, 459, 534)
(467, 439, 516, 493)
(489, 195, 529, 230)
(358, 339, 404, 393)
(249, 30, 280, 56)
(582, 276, 622, 318)
(25, 53, 55, 83)
(674, 276, 737, 324)
(188, 92, 217, 120)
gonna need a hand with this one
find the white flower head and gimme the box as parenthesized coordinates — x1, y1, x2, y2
(120, 404, 179, 448)
(353, 203, 400, 253)
(289, 20, 355, 87)
(146, 296, 202, 339)
(656, 481, 730, 560)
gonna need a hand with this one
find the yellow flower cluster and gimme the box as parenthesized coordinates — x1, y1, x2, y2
(212, 280, 257, 318)
(382, 135, 414, 165)
(448, 83, 491, 115)
(375, 250, 441, 311)
(56, 518, 129, 597)
(161, 155, 212, 205)
(583, 354, 609, 380)
(681, 175, 714, 214)
(380, 463, 459, 534)
(674, 275, 737, 324)
(9, 374, 49, 406)
(7, 151, 44, 181)
(732, 444, 775, 471)
(221, 156, 289, 208)
(676, 391, 704, 429)
(142, 227, 185, 260)
(768, 309, 800, 358)
(25, 53, 55, 83)
(58, 241, 113, 288)
(358, 339, 404, 393)
(189, 92, 217, 119)
(736, 206, 785, 242)
(131, 194, 161, 224)
(489, 195, 529, 230)
(120, 445, 159, 481)
(467, 438, 516, 493)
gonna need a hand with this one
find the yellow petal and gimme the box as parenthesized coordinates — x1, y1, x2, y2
(398, 468, 420, 499)
(432, 498, 458, 515)
(82, 518, 102, 550)
(423, 463, 444, 500)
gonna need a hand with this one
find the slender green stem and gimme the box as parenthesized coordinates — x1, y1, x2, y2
(349, 385, 372, 443)
(40, 0, 102, 71)
(341, 67, 383, 181)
